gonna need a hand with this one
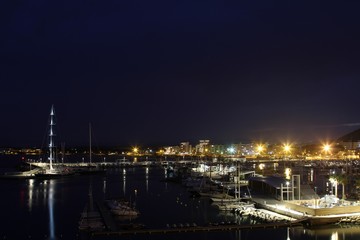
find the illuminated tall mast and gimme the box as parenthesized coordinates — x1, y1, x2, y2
(48, 105, 56, 171)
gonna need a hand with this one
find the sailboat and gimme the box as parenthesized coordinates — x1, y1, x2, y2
(75, 123, 106, 175)
(35, 105, 74, 178)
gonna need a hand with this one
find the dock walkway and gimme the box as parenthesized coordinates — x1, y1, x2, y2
(96, 201, 118, 231)
(91, 220, 305, 237)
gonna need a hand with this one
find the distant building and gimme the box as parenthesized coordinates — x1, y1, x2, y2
(195, 140, 210, 154)
(163, 146, 180, 155)
(179, 142, 191, 155)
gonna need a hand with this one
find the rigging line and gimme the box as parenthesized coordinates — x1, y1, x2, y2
(39, 107, 51, 162)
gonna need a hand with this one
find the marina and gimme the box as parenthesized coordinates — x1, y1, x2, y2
(2, 0, 360, 239)
(2, 155, 360, 239)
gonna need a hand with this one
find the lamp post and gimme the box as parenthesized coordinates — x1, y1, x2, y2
(323, 143, 331, 159)
(283, 143, 291, 169)
(257, 144, 264, 156)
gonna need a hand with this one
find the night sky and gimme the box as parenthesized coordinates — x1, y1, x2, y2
(1, 1, 360, 147)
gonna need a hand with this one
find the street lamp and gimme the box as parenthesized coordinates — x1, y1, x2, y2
(323, 143, 331, 159)
(282, 143, 291, 171)
(283, 144, 291, 158)
(257, 144, 264, 155)
(133, 147, 138, 154)
(228, 147, 235, 155)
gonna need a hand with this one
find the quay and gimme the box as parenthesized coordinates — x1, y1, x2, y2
(251, 196, 360, 226)
(25, 160, 182, 169)
(90, 220, 305, 237)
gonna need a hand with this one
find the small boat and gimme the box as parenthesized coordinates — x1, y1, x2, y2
(210, 195, 238, 203)
(105, 199, 139, 216)
(213, 201, 255, 211)
(116, 158, 133, 167)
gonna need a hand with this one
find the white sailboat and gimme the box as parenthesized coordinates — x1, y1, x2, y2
(75, 123, 106, 175)
(35, 105, 74, 177)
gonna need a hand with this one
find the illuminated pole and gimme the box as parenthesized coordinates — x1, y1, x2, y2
(323, 143, 331, 159)
(48, 105, 56, 171)
(257, 144, 264, 156)
(89, 123, 92, 164)
(283, 143, 291, 169)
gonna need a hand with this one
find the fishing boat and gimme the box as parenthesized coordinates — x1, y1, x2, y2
(35, 105, 75, 178)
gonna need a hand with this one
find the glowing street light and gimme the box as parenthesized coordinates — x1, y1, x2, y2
(283, 144, 291, 155)
(133, 147, 138, 155)
(323, 143, 331, 157)
(227, 147, 235, 154)
(283, 143, 292, 168)
(257, 144, 264, 155)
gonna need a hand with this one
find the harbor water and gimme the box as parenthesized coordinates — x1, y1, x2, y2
(1, 155, 360, 239)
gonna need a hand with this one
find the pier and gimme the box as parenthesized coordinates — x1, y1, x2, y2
(90, 219, 305, 237)
(96, 202, 118, 231)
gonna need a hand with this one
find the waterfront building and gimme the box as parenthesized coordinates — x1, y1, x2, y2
(163, 146, 180, 155)
(195, 140, 210, 155)
(179, 142, 191, 155)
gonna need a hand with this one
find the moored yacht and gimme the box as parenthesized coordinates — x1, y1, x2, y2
(35, 105, 75, 178)
(105, 199, 139, 216)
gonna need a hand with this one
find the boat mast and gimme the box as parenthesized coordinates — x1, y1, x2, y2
(89, 122, 92, 164)
(238, 162, 241, 199)
(49, 105, 56, 171)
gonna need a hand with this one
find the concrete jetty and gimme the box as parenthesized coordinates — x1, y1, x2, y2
(90, 220, 305, 237)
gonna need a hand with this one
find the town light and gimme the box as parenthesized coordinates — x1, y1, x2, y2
(323, 143, 331, 154)
(259, 163, 265, 170)
(257, 144, 264, 154)
(283, 144, 291, 153)
(227, 147, 235, 154)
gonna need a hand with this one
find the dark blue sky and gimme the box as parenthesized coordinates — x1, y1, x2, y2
(1, 1, 360, 147)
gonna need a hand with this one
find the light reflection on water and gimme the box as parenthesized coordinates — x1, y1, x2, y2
(289, 225, 360, 240)
(28, 179, 34, 211)
(48, 180, 55, 240)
